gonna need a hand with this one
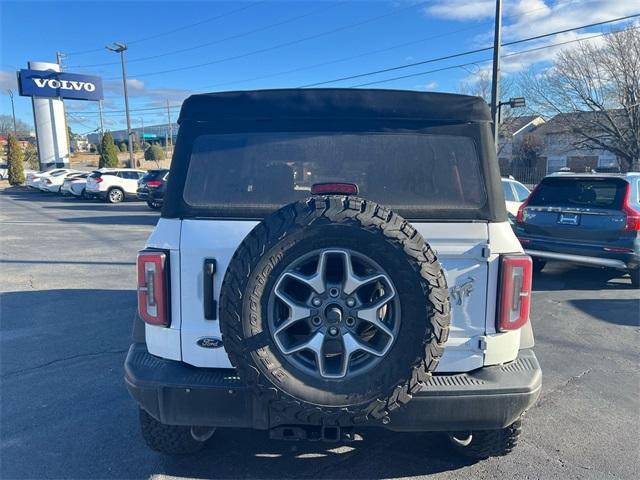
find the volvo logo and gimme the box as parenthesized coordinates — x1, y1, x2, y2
(197, 337, 224, 349)
(32, 78, 97, 92)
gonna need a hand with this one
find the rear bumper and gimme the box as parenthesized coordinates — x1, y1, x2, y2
(519, 233, 639, 270)
(124, 344, 542, 432)
(524, 248, 633, 269)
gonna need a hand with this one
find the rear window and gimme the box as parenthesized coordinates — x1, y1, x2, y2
(183, 132, 486, 217)
(528, 177, 627, 209)
(90, 171, 116, 178)
(142, 170, 168, 182)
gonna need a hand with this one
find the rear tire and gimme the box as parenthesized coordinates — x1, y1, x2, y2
(138, 409, 209, 455)
(630, 268, 640, 289)
(147, 200, 162, 210)
(448, 418, 522, 459)
(106, 187, 124, 204)
(532, 259, 546, 273)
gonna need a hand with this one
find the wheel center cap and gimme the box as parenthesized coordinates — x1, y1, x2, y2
(325, 305, 343, 324)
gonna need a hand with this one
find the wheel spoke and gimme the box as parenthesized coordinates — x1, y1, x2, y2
(356, 294, 396, 338)
(281, 331, 324, 356)
(273, 290, 311, 335)
(343, 332, 385, 357)
(338, 250, 391, 296)
(281, 271, 325, 295)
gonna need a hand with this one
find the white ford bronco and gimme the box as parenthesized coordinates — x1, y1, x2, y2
(125, 89, 541, 458)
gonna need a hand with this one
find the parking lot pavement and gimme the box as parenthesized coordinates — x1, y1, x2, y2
(1, 185, 639, 480)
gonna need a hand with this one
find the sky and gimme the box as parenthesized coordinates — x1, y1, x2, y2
(0, 0, 638, 135)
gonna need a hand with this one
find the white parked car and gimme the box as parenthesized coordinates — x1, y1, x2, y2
(27, 168, 75, 189)
(0, 163, 8, 180)
(60, 172, 90, 196)
(85, 168, 147, 203)
(39, 170, 83, 193)
(502, 177, 531, 217)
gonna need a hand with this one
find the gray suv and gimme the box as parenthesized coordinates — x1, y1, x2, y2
(516, 173, 640, 287)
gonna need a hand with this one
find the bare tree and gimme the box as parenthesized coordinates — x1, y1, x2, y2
(0, 115, 31, 136)
(520, 26, 640, 171)
(458, 68, 521, 155)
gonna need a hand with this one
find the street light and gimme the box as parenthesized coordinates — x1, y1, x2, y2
(7, 89, 17, 134)
(497, 97, 527, 129)
(106, 42, 135, 168)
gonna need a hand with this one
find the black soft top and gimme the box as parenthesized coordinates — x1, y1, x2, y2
(178, 89, 492, 124)
(164, 89, 506, 222)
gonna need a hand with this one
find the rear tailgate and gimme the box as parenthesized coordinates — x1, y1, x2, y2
(179, 220, 491, 373)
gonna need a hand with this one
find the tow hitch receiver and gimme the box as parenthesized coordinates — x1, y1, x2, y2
(269, 425, 356, 442)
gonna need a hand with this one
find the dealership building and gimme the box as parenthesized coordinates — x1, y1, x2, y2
(87, 122, 178, 146)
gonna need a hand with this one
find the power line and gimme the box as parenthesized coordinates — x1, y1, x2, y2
(299, 13, 640, 88)
(351, 26, 640, 88)
(65, 2, 265, 56)
(107, 1, 432, 80)
(69, 2, 347, 69)
(193, 0, 584, 91)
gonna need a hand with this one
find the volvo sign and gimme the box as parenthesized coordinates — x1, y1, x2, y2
(18, 69, 103, 101)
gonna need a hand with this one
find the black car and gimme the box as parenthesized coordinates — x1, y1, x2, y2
(137, 169, 169, 210)
(515, 173, 640, 287)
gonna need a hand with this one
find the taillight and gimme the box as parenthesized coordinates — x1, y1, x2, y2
(95, 177, 103, 183)
(498, 255, 532, 331)
(515, 182, 541, 224)
(137, 249, 170, 326)
(515, 203, 526, 224)
(311, 182, 359, 195)
(622, 183, 640, 231)
(146, 180, 162, 188)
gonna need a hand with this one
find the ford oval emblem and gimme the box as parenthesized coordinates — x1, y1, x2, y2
(197, 337, 224, 349)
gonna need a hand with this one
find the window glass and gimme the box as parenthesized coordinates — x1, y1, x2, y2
(512, 182, 530, 201)
(528, 178, 626, 209)
(502, 181, 516, 201)
(120, 171, 139, 180)
(184, 132, 486, 217)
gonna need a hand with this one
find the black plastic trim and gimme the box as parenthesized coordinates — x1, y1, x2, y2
(124, 344, 541, 432)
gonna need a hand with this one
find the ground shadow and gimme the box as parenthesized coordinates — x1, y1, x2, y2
(152, 428, 476, 479)
(533, 263, 634, 292)
(44, 203, 154, 212)
(568, 299, 640, 326)
(59, 215, 158, 226)
(1, 289, 478, 480)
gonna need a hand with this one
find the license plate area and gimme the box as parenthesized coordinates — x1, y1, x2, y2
(558, 212, 580, 225)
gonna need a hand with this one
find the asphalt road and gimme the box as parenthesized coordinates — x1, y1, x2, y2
(1, 184, 639, 480)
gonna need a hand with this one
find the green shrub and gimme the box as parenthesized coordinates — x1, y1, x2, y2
(99, 132, 119, 168)
(144, 144, 165, 162)
(119, 142, 128, 152)
(7, 134, 25, 185)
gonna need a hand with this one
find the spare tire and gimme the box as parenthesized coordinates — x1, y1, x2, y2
(219, 195, 450, 425)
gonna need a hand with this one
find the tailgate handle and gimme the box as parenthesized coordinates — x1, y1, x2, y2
(203, 259, 217, 320)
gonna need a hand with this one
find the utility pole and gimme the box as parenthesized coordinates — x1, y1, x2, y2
(7, 90, 17, 134)
(98, 100, 105, 143)
(490, 0, 502, 150)
(166, 99, 173, 154)
(106, 42, 135, 168)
